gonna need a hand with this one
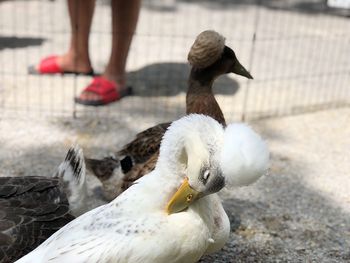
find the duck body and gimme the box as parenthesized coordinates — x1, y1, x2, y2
(87, 123, 170, 200)
(0, 176, 74, 263)
(17, 172, 229, 263)
(0, 146, 90, 263)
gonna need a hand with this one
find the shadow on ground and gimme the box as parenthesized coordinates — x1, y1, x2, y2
(0, 36, 46, 50)
(127, 62, 239, 97)
(200, 150, 350, 262)
(71, 62, 240, 123)
(0, 118, 141, 177)
(85, 62, 239, 97)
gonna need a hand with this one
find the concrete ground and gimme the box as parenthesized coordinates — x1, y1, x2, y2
(0, 0, 350, 262)
(1, 108, 349, 262)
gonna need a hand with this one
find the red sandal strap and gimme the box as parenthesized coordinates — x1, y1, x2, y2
(38, 55, 62, 74)
(83, 77, 120, 103)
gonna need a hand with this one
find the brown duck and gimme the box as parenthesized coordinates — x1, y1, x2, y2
(86, 30, 253, 200)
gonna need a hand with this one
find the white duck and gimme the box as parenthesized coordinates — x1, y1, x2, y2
(16, 114, 269, 263)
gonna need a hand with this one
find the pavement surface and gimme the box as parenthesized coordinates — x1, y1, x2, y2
(1, 108, 350, 262)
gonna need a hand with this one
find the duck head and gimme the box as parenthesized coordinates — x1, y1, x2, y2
(216, 46, 253, 79)
(188, 30, 253, 80)
(162, 114, 269, 214)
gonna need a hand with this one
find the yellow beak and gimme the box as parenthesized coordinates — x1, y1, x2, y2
(166, 177, 202, 214)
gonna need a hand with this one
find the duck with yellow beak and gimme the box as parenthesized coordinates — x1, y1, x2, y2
(16, 114, 269, 263)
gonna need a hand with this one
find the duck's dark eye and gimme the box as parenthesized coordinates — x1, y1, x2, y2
(202, 170, 210, 184)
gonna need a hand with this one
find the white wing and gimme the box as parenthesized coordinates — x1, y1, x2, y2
(16, 204, 211, 263)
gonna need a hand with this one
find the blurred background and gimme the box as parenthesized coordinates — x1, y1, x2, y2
(0, 0, 349, 122)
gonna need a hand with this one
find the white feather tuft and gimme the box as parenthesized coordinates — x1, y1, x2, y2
(220, 123, 269, 188)
(55, 144, 88, 216)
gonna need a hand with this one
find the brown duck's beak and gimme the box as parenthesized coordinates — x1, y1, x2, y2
(166, 177, 202, 214)
(231, 60, 253, 79)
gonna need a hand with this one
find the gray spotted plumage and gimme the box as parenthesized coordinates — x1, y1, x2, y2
(0, 176, 74, 263)
(0, 145, 87, 263)
(65, 147, 83, 182)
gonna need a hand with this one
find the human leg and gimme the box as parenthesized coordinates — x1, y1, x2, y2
(77, 0, 141, 102)
(31, 0, 95, 74)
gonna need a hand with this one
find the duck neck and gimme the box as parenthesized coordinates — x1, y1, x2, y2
(156, 136, 187, 183)
(187, 68, 226, 126)
(156, 120, 205, 185)
(135, 133, 190, 212)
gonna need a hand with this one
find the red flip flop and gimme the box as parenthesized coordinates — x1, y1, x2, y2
(74, 77, 133, 106)
(28, 55, 94, 76)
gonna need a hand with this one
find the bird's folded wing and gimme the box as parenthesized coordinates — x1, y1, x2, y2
(0, 176, 74, 263)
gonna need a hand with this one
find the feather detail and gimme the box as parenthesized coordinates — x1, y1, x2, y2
(0, 176, 74, 263)
(117, 122, 170, 164)
(85, 157, 119, 181)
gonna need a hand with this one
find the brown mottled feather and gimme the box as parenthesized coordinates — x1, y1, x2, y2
(121, 151, 160, 191)
(118, 123, 170, 164)
(85, 123, 169, 182)
(0, 176, 74, 263)
(85, 157, 120, 181)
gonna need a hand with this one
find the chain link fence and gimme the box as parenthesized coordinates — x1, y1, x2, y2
(0, 0, 349, 122)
